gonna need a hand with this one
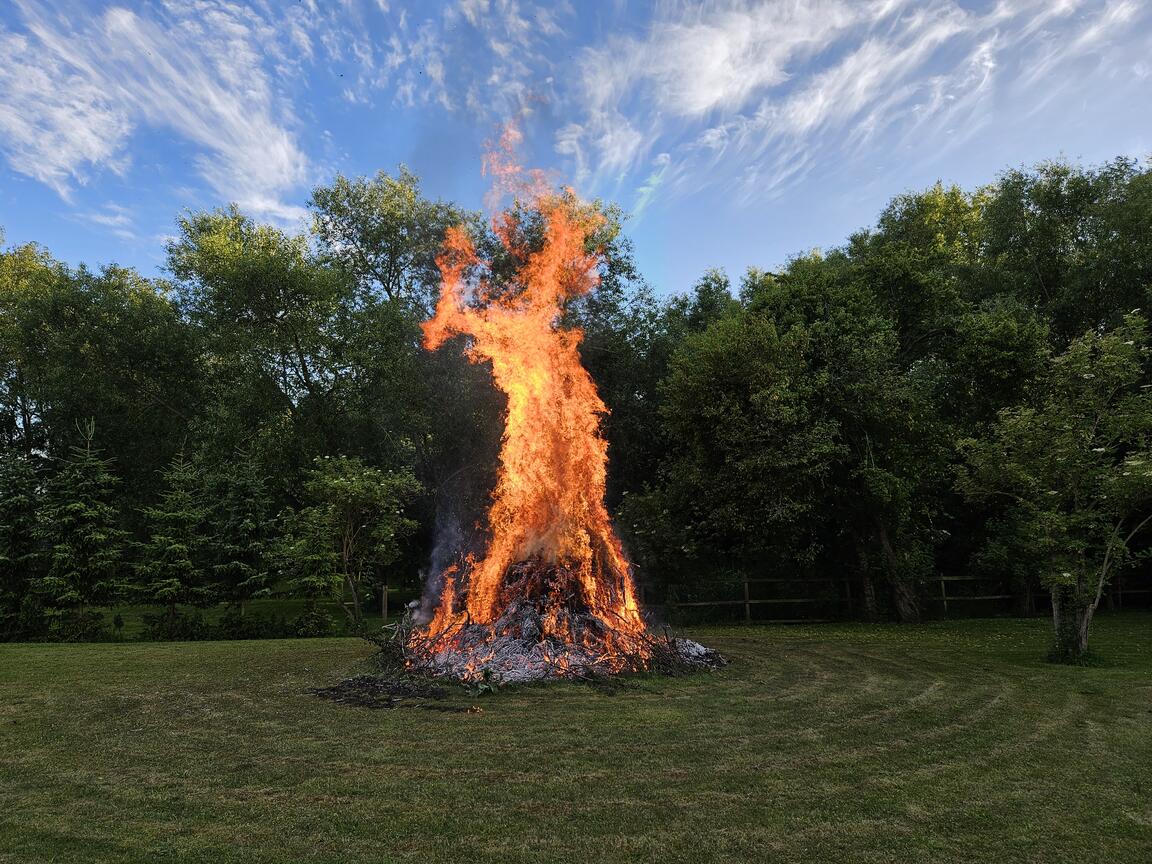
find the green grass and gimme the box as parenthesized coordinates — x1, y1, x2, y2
(2, 615, 1150, 864)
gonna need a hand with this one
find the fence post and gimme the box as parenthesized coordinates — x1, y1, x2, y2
(939, 575, 949, 619)
(381, 579, 389, 623)
(743, 575, 752, 625)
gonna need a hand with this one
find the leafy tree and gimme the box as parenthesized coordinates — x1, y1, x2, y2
(33, 423, 128, 629)
(1, 249, 199, 514)
(957, 315, 1152, 661)
(0, 241, 61, 455)
(622, 308, 844, 588)
(275, 505, 340, 617)
(135, 452, 211, 616)
(742, 256, 947, 621)
(981, 158, 1152, 345)
(847, 181, 986, 358)
(168, 207, 428, 496)
(279, 456, 420, 627)
(0, 450, 41, 638)
(309, 168, 469, 309)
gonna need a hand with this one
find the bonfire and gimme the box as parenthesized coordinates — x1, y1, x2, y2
(403, 127, 721, 683)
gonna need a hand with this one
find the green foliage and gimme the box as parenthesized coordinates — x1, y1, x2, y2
(277, 456, 421, 627)
(291, 608, 336, 638)
(957, 315, 1152, 659)
(1, 244, 198, 510)
(623, 308, 843, 577)
(201, 452, 273, 608)
(5, 155, 1152, 647)
(138, 608, 213, 641)
(0, 450, 41, 637)
(135, 452, 211, 611)
(309, 167, 469, 308)
(32, 424, 128, 617)
(981, 158, 1152, 343)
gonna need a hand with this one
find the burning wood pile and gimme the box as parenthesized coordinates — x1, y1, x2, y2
(402, 126, 721, 684)
(405, 557, 722, 683)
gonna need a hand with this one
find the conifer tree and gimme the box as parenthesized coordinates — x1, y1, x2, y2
(205, 451, 272, 614)
(33, 422, 127, 627)
(136, 452, 210, 618)
(0, 450, 42, 638)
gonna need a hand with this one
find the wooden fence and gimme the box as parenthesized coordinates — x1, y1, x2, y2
(641, 570, 1152, 623)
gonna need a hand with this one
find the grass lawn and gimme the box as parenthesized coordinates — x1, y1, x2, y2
(1, 615, 1150, 864)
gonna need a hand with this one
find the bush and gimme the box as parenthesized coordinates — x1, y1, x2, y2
(51, 610, 108, 642)
(217, 607, 292, 640)
(292, 609, 335, 638)
(141, 609, 213, 641)
(14, 595, 50, 641)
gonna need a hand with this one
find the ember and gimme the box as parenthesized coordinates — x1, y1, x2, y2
(404, 126, 721, 683)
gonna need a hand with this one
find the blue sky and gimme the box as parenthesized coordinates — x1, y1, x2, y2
(1, 0, 1150, 295)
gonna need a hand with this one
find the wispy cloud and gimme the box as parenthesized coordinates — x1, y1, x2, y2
(0, 0, 311, 221)
(0, 27, 132, 199)
(1, 0, 1148, 241)
(545, 0, 1152, 211)
(77, 202, 136, 241)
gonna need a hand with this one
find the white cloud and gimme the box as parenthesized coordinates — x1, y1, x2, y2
(0, 29, 132, 199)
(78, 202, 136, 240)
(2, 0, 1147, 234)
(553, 0, 1152, 211)
(0, 0, 311, 221)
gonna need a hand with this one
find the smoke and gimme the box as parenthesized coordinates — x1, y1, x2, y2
(413, 340, 503, 624)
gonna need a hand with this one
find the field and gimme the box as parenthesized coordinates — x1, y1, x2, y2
(2, 616, 1150, 864)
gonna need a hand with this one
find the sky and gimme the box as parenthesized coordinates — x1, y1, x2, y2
(1, 0, 1150, 295)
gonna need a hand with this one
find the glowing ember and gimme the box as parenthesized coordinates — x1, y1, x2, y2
(405, 126, 719, 682)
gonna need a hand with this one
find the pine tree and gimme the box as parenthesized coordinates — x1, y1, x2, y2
(0, 450, 42, 638)
(204, 452, 272, 614)
(33, 423, 127, 623)
(136, 452, 210, 617)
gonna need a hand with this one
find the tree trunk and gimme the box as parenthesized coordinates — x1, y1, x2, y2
(343, 572, 362, 628)
(861, 573, 879, 622)
(873, 517, 921, 623)
(1050, 581, 1094, 663)
(16, 373, 34, 457)
(854, 540, 878, 622)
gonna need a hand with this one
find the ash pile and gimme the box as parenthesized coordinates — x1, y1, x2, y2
(402, 558, 725, 684)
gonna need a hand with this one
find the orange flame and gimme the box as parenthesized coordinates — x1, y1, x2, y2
(416, 125, 647, 659)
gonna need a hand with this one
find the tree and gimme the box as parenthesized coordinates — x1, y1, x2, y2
(621, 308, 844, 588)
(135, 452, 211, 617)
(742, 256, 947, 622)
(0, 450, 41, 638)
(981, 158, 1152, 345)
(309, 167, 469, 309)
(202, 451, 273, 613)
(0, 241, 61, 456)
(168, 206, 428, 499)
(957, 315, 1152, 661)
(33, 423, 127, 631)
(1, 248, 200, 514)
(279, 456, 420, 628)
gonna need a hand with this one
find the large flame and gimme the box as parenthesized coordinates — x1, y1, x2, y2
(413, 126, 648, 668)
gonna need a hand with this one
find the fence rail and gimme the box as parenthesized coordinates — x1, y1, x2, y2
(642, 571, 1152, 623)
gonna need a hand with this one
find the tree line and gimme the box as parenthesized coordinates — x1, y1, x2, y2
(2, 158, 1151, 660)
